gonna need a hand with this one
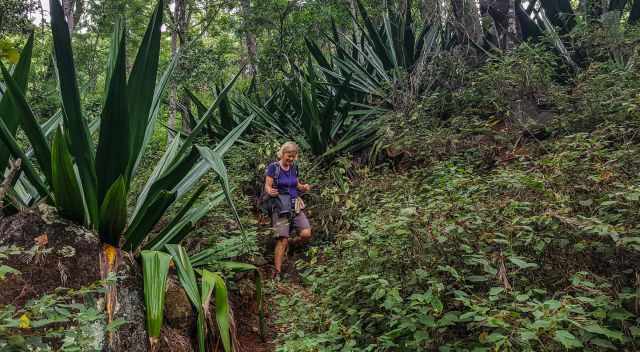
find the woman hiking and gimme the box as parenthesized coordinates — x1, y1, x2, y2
(264, 142, 312, 279)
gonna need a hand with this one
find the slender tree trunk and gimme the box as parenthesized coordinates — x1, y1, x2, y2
(167, 0, 192, 140)
(62, 0, 83, 32)
(630, 0, 640, 23)
(505, 0, 517, 50)
(240, 0, 258, 76)
(451, 0, 483, 46)
(168, 25, 178, 142)
(350, 0, 359, 30)
(484, 0, 519, 50)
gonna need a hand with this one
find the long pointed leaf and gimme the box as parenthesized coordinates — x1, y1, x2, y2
(0, 62, 52, 185)
(130, 51, 180, 179)
(96, 19, 129, 204)
(141, 250, 171, 341)
(51, 128, 84, 223)
(123, 190, 176, 251)
(128, 0, 164, 180)
(99, 176, 127, 246)
(0, 117, 48, 197)
(50, 0, 98, 227)
(178, 66, 244, 156)
(197, 146, 243, 231)
(0, 33, 34, 173)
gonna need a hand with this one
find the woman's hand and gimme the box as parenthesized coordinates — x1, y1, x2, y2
(267, 186, 279, 196)
(299, 183, 312, 193)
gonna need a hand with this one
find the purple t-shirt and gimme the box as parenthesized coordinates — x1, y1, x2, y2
(266, 162, 298, 200)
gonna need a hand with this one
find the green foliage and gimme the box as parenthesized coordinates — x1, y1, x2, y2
(0, 276, 117, 352)
(0, 0, 251, 252)
(273, 32, 640, 349)
(166, 244, 234, 352)
(141, 250, 172, 341)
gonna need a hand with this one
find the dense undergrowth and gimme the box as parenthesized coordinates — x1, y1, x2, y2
(269, 32, 640, 351)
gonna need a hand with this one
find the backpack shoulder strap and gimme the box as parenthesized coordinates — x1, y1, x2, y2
(268, 161, 280, 188)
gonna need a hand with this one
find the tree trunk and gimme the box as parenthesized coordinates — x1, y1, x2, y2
(539, 0, 576, 33)
(62, 0, 83, 32)
(505, 0, 517, 50)
(421, 0, 442, 24)
(168, 26, 178, 142)
(168, 0, 189, 142)
(484, 0, 519, 50)
(240, 0, 258, 76)
(451, 0, 483, 46)
(630, 0, 640, 23)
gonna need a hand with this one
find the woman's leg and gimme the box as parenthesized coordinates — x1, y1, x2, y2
(290, 211, 312, 246)
(274, 237, 288, 275)
(272, 215, 290, 277)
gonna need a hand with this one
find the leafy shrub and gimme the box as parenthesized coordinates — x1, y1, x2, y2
(275, 112, 640, 350)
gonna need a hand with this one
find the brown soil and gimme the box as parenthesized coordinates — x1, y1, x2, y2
(232, 268, 276, 352)
(0, 208, 101, 308)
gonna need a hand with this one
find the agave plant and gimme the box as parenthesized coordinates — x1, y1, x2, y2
(0, 0, 252, 253)
(305, 0, 444, 107)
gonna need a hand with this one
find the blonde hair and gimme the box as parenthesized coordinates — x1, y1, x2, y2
(277, 142, 299, 159)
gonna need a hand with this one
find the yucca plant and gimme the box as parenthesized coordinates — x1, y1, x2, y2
(0, 0, 252, 253)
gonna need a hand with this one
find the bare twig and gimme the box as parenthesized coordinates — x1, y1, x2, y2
(0, 159, 22, 213)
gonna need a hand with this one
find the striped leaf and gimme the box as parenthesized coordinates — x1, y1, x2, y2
(141, 250, 171, 342)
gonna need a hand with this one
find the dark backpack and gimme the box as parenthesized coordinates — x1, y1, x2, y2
(257, 161, 298, 217)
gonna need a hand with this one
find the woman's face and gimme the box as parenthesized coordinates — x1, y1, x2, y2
(282, 151, 297, 166)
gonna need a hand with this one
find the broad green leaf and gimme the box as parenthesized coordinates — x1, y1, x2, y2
(0, 265, 20, 280)
(553, 330, 583, 349)
(141, 250, 171, 339)
(0, 33, 33, 173)
(99, 177, 128, 246)
(583, 324, 624, 342)
(508, 257, 539, 270)
(0, 117, 49, 197)
(96, 18, 129, 205)
(50, 0, 99, 227)
(211, 272, 232, 352)
(51, 127, 84, 223)
(127, 0, 164, 181)
(123, 190, 176, 251)
(0, 61, 52, 185)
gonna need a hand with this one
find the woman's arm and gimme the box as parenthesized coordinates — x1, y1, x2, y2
(297, 181, 311, 192)
(265, 176, 278, 196)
